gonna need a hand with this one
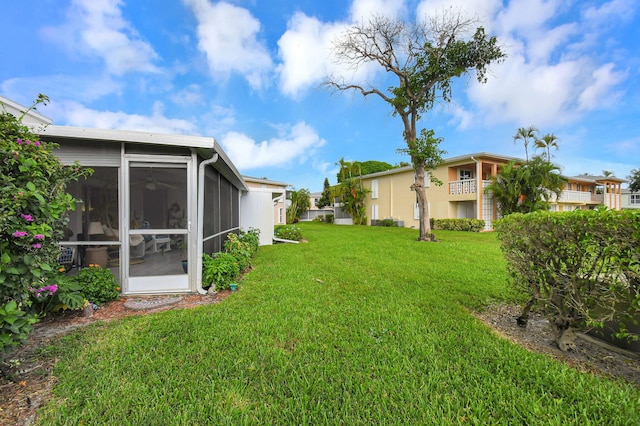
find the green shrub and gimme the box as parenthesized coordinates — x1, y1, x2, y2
(202, 252, 239, 291)
(74, 265, 120, 305)
(325, 214, 334, 224)
(0, 95, 91, 353)
(382, 219, 397, 227)
(430, 218, 485, 232)
(29, 273, 85, 314)
(239, 228, 260, 256)
(224, 233, 251, 272)
(274, 225, 303, 241)
(496, 209, 640, 350)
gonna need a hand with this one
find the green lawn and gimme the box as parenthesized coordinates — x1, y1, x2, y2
(38, 223, 640, 425)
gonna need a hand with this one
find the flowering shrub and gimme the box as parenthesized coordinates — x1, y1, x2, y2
(75, 265, 120, 305)
(0, 95, 91, 352)
(274, 225, 303, 241)
(29, 273, 86, 314)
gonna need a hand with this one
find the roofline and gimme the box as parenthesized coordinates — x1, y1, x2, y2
(40, 125, 215, 148)
(359, 152, 525, 179)
(566, 175, 627, 183)
(243, 175, 291, 187)
(0, 95, 53, 124)
(39, 125, 248, 191)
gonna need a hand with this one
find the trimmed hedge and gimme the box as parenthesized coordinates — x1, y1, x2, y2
(430, 218, 485, 232)
(495, 209, 640, 350)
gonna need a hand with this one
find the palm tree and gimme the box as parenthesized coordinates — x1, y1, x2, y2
(485, 157, 566, 216)
(602, 170, 614, 177)
(513, 126, 538, 161)
(535, 133, 559, 161)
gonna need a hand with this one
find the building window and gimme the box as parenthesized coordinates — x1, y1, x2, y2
(459, 169, 473, 180)
(372, 204, 378, 220)
(371, 179, 378, 199)
(631, 194, 640, 205)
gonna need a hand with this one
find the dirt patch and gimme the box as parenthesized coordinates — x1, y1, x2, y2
(0, 291, 231, 426)
(1, 299, 638, 425)
(474, 304, 640, 387)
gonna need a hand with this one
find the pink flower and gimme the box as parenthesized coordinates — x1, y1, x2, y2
(32, 243, 42, 249)
(34, 234, 45, 240)
(21, 214, 34, 222)
(34, 141, 41, 146)
(12, 231, 28, 237)
(17, 139, 23, 145)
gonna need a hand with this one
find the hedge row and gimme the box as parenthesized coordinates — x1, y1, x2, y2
(495, 209, 640, 351)
(430, 218, 485, 232)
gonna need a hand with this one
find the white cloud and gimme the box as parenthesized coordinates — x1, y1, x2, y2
(350, 0, 406, 21)
(276, 14, 348, 98)
(170, 84, 205, 108)
(41, 0, 159, 75)
(183, 0, 273, 90)
(219, 122, 326, 169)
(578, 63, 626, 110)
(49, 100, 197, 134)
(417, 0, 502, 31)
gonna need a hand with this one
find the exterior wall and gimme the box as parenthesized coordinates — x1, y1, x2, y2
(622, 191, 640, 209)
(363, 168, 418, 227)
(243, 178, 287, 226)
(361, 154, 515, 230)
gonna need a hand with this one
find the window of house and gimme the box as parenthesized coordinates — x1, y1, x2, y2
(631, 194, 640, 204)
(371, 179, 378, 199)
(372, 204, 378, 220)
(459, 169, 473, 180)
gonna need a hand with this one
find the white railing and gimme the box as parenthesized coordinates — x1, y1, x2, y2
(548, 190, 601, 203)
(449, 179, 477, 195)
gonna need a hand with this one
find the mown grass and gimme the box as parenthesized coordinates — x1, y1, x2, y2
(38, 223, 640, 425)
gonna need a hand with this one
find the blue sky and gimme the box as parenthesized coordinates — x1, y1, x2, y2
(1, 0, 638, 192)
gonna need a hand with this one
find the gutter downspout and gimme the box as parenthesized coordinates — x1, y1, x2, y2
(196, 153, 219, 294)
(471, 156, 481, 227)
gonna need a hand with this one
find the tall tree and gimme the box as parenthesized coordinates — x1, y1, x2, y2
(513, 126, 538, 162)
(325, 12, 504, 241)
(534, 133, 559, 161)
(602, 170, 614, 177)
(316, 177, 332, 209)
(627, 168, 640, 192)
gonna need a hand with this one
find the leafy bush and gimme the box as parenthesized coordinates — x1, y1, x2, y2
(224, 233, 251, 272)
(239, 228, 260, 256)
(202, 252, 239, 291)
(74, 265, 120, 305)
(325, 214, 334, 224)
(430, 218, 485, 232)
(496, 209, 640, 351)
(382, 219, 397, 227)
(30, 273, 86, 314)
(274, 225, 303, 241)
(0, 95, 90, 353)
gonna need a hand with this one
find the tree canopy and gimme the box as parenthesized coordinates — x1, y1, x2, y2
(325, 12, 504, 240)
(628, 169, 640, 193)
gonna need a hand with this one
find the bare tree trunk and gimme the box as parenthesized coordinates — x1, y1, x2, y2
(412, 164, 436, 242)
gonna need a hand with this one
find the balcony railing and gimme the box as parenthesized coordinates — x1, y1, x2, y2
(548, 190, 602, 203)
(449, 180, 494, 195)
(449, 179, 477, 195)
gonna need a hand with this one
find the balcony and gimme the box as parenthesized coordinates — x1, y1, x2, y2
(449, 179, 477, 195)
(449, 180, 494, 195)
(548, 190, 601, 204)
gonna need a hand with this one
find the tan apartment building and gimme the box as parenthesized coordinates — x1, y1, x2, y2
(360, 152, 625, 231)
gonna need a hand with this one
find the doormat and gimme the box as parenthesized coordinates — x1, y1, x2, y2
(124, 296, 183, 311)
